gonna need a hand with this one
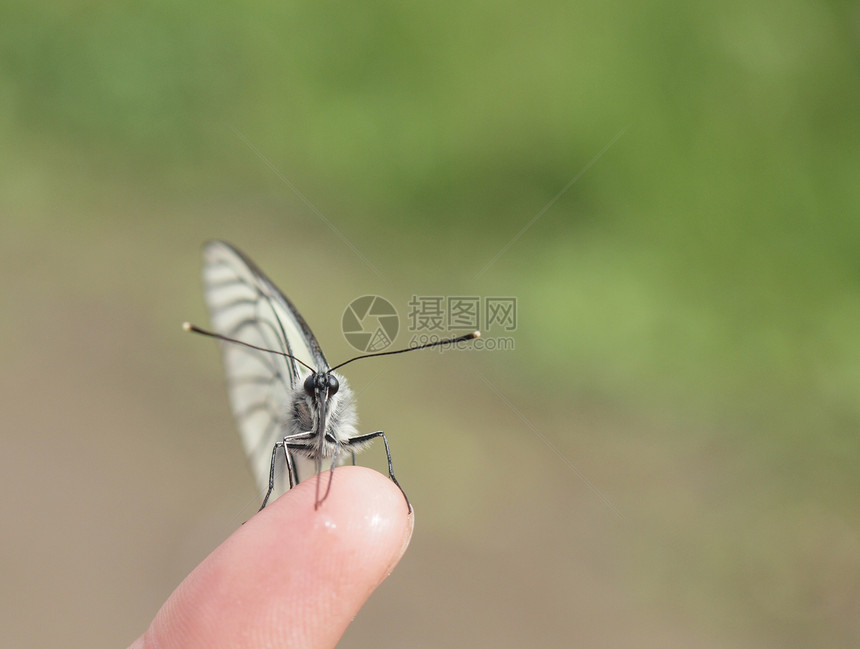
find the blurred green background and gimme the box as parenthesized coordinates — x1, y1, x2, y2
(2, 1, 859, 647)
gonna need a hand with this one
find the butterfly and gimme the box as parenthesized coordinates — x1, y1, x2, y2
(185, 240, 479, 511)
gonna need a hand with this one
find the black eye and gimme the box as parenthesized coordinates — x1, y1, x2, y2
(327, 374, 339, 396)
(303, 374, 316, 396)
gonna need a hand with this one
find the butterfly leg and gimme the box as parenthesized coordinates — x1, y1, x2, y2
(260, 441, 284, 511)
(345, 431, 411, 513)
(283, 443, 296, 489)
(315, 441, 342, 509)
(288, 449, 300, 485)
(259, 430, 315, 511)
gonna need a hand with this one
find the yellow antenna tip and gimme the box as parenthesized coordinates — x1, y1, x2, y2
(182, 322, 193, 332)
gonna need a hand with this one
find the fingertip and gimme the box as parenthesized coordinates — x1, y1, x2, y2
(258, 465, 412, 566)
(136, 467, 412, 649)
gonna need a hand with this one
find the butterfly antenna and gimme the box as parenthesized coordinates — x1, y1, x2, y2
(329, 330, 481, 372)
(182, 322, 316, 373)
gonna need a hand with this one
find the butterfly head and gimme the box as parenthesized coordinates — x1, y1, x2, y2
(295, 369, 357, 448)
(303, 371, 339, 398)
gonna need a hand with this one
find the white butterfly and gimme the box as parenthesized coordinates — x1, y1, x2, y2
(187, 240, 478, 510)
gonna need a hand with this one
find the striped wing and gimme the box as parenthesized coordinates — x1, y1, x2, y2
(201, 240, 328, 495)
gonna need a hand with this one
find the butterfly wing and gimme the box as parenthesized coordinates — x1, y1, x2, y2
(201, 240, 328, 496)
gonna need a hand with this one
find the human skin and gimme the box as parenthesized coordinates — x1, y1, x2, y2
(129, 467, 413, 649)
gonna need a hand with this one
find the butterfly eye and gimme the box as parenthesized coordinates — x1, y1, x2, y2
(303, 374, 316, 396)
(327, 374, 339, 396)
